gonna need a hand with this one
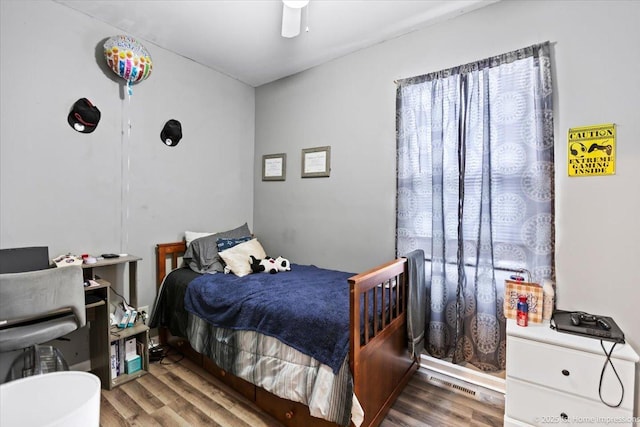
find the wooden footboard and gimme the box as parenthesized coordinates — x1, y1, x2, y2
(155, 242, 416, 427)
(349, 258, 417, 427)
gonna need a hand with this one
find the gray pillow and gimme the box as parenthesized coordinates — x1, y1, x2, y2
(184, 222, 251, 273)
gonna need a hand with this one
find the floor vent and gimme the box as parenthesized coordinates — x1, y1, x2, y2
(427, 375, 476, 397)
(419, 368, 505, 408)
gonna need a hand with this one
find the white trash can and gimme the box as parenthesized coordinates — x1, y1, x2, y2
(0, 371, 101, 427)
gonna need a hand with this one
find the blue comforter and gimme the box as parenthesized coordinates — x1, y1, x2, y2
(184, 264, 354, 374)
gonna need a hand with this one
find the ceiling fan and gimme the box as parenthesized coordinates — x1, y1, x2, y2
(281, 0, 309, 38)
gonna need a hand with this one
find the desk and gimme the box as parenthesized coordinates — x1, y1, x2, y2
(82, 255, 142, 307)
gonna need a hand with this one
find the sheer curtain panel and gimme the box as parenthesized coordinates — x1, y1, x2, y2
(395, 42, 554, 371)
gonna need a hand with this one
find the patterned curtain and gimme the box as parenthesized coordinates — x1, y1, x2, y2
(396, 43, 554, 371)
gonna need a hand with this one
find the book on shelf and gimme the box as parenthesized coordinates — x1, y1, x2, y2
(110, 342, 118, 378)
(125, 338, 137, 359)
(111, 337, 145, 378)
(136, 341, 145, 360)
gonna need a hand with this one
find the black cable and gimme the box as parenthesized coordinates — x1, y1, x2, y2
(109, 287, 130, 308)
(158, 346, 185, 365)
(598, 340, 624, 408)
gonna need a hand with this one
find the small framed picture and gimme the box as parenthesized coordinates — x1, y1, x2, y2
(262, 153, 286, 181)
(301, 146, 331, 178)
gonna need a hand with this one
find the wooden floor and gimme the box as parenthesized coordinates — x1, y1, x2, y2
(100, 353, 504, 427)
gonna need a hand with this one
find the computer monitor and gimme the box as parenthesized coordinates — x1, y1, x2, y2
(0, 247, 50, 274)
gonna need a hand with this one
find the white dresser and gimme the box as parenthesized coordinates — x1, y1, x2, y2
(505, 319, 638, 426)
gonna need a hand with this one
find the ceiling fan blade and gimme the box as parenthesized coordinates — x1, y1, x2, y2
(281, 4, 303, 38)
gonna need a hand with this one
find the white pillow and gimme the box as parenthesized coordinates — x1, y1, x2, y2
(218, 238, 267, 277)
(185, 231, 215, 247)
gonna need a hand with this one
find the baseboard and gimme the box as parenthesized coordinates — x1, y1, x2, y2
(419, 354, 505, 406)
(70, 359, 92, 372)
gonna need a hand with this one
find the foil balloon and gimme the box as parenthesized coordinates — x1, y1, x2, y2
(103, 35, 153, 95)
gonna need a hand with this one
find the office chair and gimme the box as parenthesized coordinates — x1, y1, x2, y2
(0, 266, 86, 379)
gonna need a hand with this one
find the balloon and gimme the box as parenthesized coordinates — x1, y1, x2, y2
(103, 35, 153, 93)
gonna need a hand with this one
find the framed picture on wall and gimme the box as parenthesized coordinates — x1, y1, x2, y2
(301, 146, 331, 178)
(262, 153, 286, 181)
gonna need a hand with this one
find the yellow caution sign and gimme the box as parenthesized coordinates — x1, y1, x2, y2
(568, 123, 616, 177)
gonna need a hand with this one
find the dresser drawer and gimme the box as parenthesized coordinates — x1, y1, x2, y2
(506, 378, 633, 426)
(507, 335, 635, 410)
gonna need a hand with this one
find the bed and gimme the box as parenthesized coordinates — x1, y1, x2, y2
(151, 236, 417, 427)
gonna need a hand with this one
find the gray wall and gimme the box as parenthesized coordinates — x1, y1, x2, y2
(2, 0, 639, 414)
(0, 1, 255, 314)
(255, 0, 640, 414)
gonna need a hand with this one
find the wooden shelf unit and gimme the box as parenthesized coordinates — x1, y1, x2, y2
(82, 256, 149, 390)
(108, 322, 150, 388)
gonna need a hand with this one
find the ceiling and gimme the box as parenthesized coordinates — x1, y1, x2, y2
(55, 0, 499, 87)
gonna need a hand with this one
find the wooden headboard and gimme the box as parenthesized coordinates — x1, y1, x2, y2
(156, 241, 186, 288)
